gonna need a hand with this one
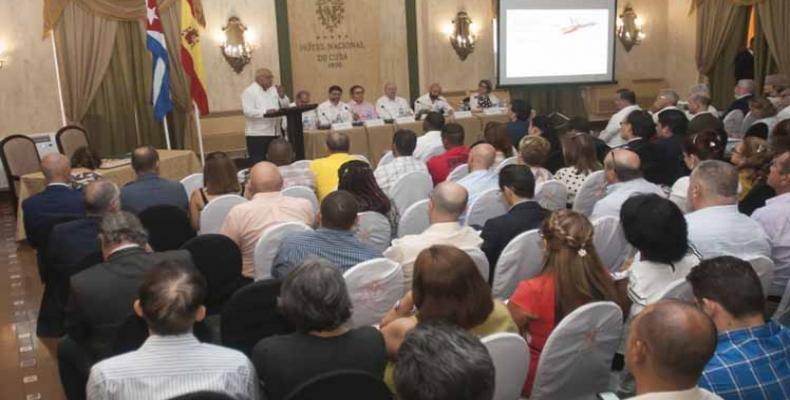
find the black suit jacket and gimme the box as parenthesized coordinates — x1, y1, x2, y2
(623, 138, 675, 186)
(655, 137, 688, 185)
(37, 217, 102, 337)
(481, 201, 549, 282)
(22, 185, 85, 250)
(65, 247, 193, 360)
(723, 95, 753, 121)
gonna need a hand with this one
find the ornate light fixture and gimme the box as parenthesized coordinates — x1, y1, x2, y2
(617, 5, 646, 52)
(0, 40, 7, 69)
(449, 11, 476, 61)
(220, 17, 252, 74)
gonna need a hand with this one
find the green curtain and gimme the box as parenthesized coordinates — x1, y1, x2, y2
(752, 11, 778, 96)
(81, 22, 165, 157)
(508, 85, 586, 118)
(707, 9, 750, 110)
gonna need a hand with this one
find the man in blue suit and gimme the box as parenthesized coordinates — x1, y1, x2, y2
(38, 180, 120, 337)
(120, 146, 189, 214)
(22, 153, 85, 252)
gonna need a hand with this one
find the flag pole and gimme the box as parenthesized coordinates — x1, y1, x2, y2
(163, 115, 172, 150)
(193, 102, 205, 165)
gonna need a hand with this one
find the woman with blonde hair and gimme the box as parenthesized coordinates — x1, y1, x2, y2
(508, 210, 618, 397)
(731, 136, 771, 201)
(518, 135, 553, 185)
(189, 151, 241, 229)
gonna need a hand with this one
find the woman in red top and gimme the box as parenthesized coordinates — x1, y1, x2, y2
(508, 209, 618, 397)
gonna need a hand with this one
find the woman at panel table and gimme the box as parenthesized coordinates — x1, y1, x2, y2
(469, 79, 501, 111)
(507, 210, 619, 398)
(188, 151, 241, 230)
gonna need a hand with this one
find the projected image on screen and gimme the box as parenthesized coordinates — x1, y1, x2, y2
(498, 0, 616, 86)
(506, 9, 609, 78)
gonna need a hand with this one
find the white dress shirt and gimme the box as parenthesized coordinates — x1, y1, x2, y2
(651, 105, 681, 122)
(590, 178, 665, 220)
(385, 222, 483, 287)
(469, 93, 501, 111)
(601, 104, 642, 147)
(627, 387, 723, 400)
(374, 156, 428, 193)
(458, 170, 499, 207)
(751, 192, 790, 296)
(414, 93, 453, 114)
(628, 252, 701, 318)
(376, 96, 413, 120)
(87, 334, 260, 400)
(669, 176, 691, 213)
(317, 100, 353, 126)
(777, 105, 790, 122)
(413, 130, 444, 161)
(686, 205, 771, 260)
(242, 83, 285, 137)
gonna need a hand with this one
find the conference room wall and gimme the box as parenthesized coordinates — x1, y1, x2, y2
(201, 0, 282, 113)
(0, 0, 63, 137)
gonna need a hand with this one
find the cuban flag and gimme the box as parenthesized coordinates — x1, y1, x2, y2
(146, 0, 173, 121)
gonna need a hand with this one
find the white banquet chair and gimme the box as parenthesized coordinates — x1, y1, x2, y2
(343, 258, 405, 327)
(199, 194, 247, 234)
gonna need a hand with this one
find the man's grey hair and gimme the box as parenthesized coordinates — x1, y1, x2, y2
(737, 79, 755, 93)
(688, 84, 711, 97)
(279, 258, 352, 333)
(691, 160, 738, 199)
(85, 180, 119, 215)
(689, 93, 711, 107)
(605, 151, 643, 182)
(658, 89, 680, 105)
(99, 211, 148, 247)
(394, 321, 495, 400)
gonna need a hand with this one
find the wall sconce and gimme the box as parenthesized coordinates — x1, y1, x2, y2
(0, 40, 7, 69)
(220, 17, 252, 74)
(617, 5, 646, 52)
(449, 11, 476, 61)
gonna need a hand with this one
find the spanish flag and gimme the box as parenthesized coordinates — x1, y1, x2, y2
(180, 0, 209, 115)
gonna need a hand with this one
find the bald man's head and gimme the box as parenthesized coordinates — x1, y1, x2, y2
(84, 180, 120, 215)
(429, 182, 468, 222)
(384, 82, 397, 98)
(131, 146, 159, 175)
(468, 143, 496, 172)
(41, 153, 71, 184)
(627, 300, 717, 390)
(326, 131, 350, 153)
(604, 149, 642, 183)
(255, 68, 274, 89)
(247, 162, 283, 195)
(266, 139, 294, 167)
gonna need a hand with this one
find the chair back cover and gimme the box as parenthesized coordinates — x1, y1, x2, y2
(592, 217, 633, 272)
(482, 333, 530, 400)
(283, 370, 393, 400)
(773, 280, 790, 326)
(572, 170, 607, 217)
(463, 247, 490, 282)
(236, 168, 249, 184)
(745, 255, 775, 297)
(492, 229, 544, 299)
(446, 163, 469, 182)
(535, 180, 569, 211)
(180, 173, 204, 199)
(657, 279, 695, 302)
(181, 234, 252, 315)
(376, 151, 394, 168)
(199, 194, 247, 234)
(531, 301, 623, 400)
(55, 125, 90, 161)
(465, 188, 508, 227)
(397, 199, 430, 238)
(343, 258, 405, 327)
(389, 171, 433, 214)
(354, 154, 371, 165)
(0, 135, 41, 202)
(356, 212, 392, 252)
(139, 205, 196, 251)
(494, 156, 518, 173)
(254, 222, 313, 280)
(282, 185, 320, 213)
(220, 279, 293, 356)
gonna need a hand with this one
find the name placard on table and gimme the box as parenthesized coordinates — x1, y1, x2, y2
(364, 119, 385, 127)
(395, 116, 416, 124)
(331, 122, 354, 130)
(453, 111, 474, 119)
(483, 107, 507, 115)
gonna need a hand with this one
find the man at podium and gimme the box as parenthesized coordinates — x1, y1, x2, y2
(241, 68, 289, 163)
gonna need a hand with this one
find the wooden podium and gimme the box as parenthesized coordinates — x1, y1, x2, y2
(265, 104, 317, 160)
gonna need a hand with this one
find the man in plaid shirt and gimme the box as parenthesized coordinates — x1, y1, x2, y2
(688, 256, 790, 400)
(374, 129, 428, 193)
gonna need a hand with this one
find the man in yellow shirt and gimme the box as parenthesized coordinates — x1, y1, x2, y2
(310, 131, 356, 200)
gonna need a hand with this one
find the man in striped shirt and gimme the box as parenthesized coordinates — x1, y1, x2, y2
(374, 129, 428, 193)
(87, 261, 259, 400)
